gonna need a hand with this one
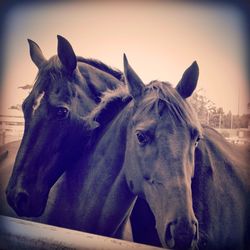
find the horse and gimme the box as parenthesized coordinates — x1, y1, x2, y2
(3, 35, 129, 232)
(69, 55, 203, 247)
(62, 54, 248, 249)
(123, 55, 250, 249)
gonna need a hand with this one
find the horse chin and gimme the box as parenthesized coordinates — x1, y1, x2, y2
(12, 193, 48, 218)
(15, 206, 44, 218)
(165, 240, 175, 249)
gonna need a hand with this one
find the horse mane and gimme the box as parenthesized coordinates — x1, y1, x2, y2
(87, 85, 131, 126)
(33, 55, 124, 91)
(77, 56, 124, 82)
(88, 81, 202, 136)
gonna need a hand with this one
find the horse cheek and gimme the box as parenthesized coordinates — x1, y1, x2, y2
(124, 140, 143, 195)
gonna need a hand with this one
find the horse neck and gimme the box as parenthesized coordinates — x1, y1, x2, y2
(192, 126, 249, 245)
(194, 126, 249, 188)
(77, 61, 124, 103)
(42, 64, 125, 229)
(74, 104, 136, 235)
(193, 127, 237, 200)
(59, 62, 125, 159)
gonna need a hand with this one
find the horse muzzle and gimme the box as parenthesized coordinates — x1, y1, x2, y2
(165, 217, 199, 250)
(6, 187, 46, 217)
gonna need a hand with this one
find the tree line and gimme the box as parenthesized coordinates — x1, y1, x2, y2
(189, 89, 249, 129)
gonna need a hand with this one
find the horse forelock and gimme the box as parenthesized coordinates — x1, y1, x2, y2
(138, 81, 202, 135)
(29, 56, 62, 99)
(30, 56, 81, 102)
(37, 56, 67, 82)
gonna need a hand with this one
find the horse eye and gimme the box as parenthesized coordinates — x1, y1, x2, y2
(136, 131, 150, 145)
(55, 107, 69, 119)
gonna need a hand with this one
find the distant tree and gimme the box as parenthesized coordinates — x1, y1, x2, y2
(232, 115, 240, 129)
(239, 114, 250, 128)
(9, 104, 22, 111)
(189, 89, 213, 125)
(18, 84, 33, 90)
(224, 111, 233, 129)
(189, 90, 248, 129)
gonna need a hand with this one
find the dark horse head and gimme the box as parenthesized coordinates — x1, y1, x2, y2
(6, 36, 123, 217)
(122, 55, 201, 249)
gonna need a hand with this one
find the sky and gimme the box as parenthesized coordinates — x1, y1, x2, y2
(0, 1, 249, 116)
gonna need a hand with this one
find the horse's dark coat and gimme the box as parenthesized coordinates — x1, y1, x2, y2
(5, 36, 125, 227)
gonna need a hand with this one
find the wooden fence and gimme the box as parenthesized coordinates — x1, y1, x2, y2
(0, 215, 164, 250)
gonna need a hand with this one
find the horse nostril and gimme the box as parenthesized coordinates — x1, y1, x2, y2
(6, 189, 14, 208)
(192, 220, 199, 241)
(16, 191, 29, 211)
(165, 222, 176, 248)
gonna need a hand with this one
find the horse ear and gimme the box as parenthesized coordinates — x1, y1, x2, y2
(28, 39, 47, 69)
(57, 35, 77, 74)
(123, 54, 144, 100)
(176, 61, 199, 98)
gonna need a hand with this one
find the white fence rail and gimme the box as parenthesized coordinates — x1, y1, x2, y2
(0, 215, 164, 250)
(0, 116, 24, 145)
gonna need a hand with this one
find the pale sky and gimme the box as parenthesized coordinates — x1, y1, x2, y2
(0, 1, 249, 116)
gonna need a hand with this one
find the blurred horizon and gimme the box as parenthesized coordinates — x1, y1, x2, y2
(0, 0, 249, 116)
